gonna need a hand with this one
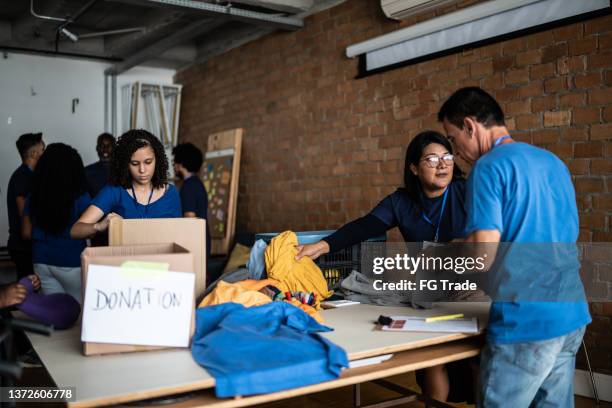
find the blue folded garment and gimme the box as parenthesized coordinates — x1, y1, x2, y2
(246, 239, 267, 280)
(191, 302, 349, 397)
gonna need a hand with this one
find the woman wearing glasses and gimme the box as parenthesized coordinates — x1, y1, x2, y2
(295, 130, 472, 404)
(296, 130, 464, 260)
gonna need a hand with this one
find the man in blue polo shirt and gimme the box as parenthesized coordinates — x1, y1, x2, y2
(85, 133, 115, 246)
(438, 87, 590, 407)
(172, 143, 212, 280)
(6, 132, 45, 280)
(85, 133, 115, 198)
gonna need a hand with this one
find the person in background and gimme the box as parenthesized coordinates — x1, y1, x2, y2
(438, 87, 590, 407)
(85, 133, 116, 246)
(85, 133, 115, 197)
(172, 143, 211, 276)
(296, 131, 475, 404)
(6, 132, 45, 280)
(22, 143, 90, 303)
(71, 129, 181, 239)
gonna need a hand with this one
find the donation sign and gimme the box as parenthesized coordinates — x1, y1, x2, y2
(81, 264, 195, 347)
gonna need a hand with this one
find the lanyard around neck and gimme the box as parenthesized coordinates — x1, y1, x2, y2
(131, 185, 154, 218)
(421, 187, 449, 243)
(493, 135, 512, 148)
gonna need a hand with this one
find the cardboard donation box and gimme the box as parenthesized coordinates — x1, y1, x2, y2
(109, 218, 207, 300)
(81, 243, 195, 356)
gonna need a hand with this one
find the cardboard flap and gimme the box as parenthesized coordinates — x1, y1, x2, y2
(109, 218, 207, 298)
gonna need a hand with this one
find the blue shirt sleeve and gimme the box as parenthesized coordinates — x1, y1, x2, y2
(180, 181, 199, 215)
(24, 196, 30, 217)
(166, 185, 182, 218)
(369, 191, 400, 228)
(465, 161, 504, 235)
(15, 169, 32, 198)
(75, 192, 92, 216)
(91, 185, 121, 215)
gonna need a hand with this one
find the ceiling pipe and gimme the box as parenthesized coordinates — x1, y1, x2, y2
(110, 0, 303, 30)
(30, 0, 68, 22)
(78, 27, 146, 38)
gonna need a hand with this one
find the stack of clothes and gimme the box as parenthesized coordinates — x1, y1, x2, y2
(192, 231, 347, 397)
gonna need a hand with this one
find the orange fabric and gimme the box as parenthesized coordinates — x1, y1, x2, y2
(198, 277, 324, 322)
(237, 279, 280, 292)
(286, 299, 324, 323)
(198, 280, 272, 308)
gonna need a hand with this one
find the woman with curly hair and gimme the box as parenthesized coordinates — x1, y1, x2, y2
(22, 143, 91, 303)
(71, 129, 181, 239)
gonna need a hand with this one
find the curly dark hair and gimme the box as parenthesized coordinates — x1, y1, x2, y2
(30, 143, 88, 235)
(110, 129, 168, 189)
(172, 143, 203, 173)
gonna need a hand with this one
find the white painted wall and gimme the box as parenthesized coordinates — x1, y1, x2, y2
(0, 52, 176, 247)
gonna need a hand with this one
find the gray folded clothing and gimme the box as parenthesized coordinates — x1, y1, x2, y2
(201, 267, 250, 300)
(339, 270, 419, 307)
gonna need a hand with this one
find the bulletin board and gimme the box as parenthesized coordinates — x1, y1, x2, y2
(202, 129, 243, 255)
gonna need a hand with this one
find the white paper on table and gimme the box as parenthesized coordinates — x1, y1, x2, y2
(381, 316, 479, 333)
(321, 300, 361, 308)
(81, 264, 195, 347)
(349, 354, 393, 368)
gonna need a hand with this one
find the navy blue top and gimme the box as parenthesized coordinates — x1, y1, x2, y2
(180, 175, 211, 258)
(467, 142, 590, 343)
(85, 161, 111, 197)
(6, 164, 33, 250)
(370, 180, 467, 242)
(25, 193, 91, 267)
(92, 184, 181, 219)
(180, 176, 208, 218)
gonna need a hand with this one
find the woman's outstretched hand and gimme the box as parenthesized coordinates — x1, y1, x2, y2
(295, 240, 330, 261)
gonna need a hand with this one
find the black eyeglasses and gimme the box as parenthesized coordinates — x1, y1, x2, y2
(420, 154, 454, 168)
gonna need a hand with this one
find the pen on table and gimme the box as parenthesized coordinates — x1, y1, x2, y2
(425, 313, 464, 323)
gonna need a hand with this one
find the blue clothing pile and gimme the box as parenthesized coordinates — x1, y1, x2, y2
(191, 302, 348, 397)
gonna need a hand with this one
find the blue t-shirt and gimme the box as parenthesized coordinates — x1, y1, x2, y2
(92, 184, 181, 219)
(370, 179, 467, 242)
(466, 142, 591, 344)
(26, 193, 91, 268)
(7, 164, 33, 250)
(180, 175, 211, 258)
(85, 161, 111, 197)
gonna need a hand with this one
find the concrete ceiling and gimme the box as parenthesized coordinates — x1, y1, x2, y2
(0, 0, 344, 73)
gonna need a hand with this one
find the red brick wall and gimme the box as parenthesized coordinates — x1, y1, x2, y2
(176, 1, 611, 373)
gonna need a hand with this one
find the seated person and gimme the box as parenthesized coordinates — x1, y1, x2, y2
(0, 275, 40, 308)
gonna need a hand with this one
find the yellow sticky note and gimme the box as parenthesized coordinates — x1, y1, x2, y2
(120, 261, 169, 278)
